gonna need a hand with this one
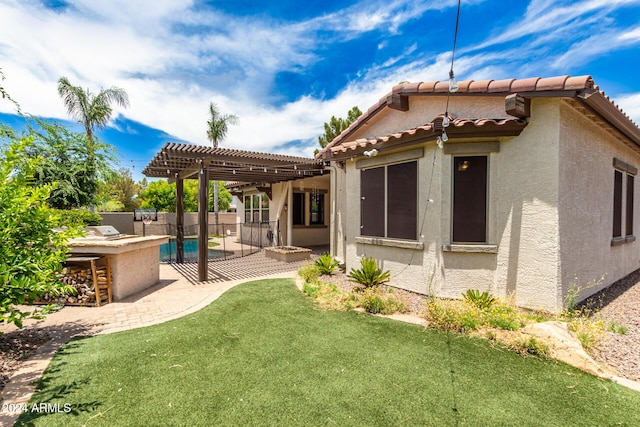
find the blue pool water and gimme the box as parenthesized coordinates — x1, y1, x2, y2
(160, 239, 227, 262)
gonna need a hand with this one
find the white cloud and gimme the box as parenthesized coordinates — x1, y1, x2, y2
(616, 92, 640, 125)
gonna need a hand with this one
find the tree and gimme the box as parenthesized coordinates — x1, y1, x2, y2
(0, 133, 78, 329)
(317, 106, 363, 149)
(57, 77, 130, 142)
(57, 77, 129, 206)
(96, 168, 142, 212)
(138, 180, 232, 213)
(21, 119, 117, 209)
(206, 102, 238, 232)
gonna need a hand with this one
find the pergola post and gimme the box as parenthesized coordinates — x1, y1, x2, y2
(175, 177, 184, 264)
(198, 163, 209, 281)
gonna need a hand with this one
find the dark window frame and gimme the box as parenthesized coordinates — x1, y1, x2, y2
(360, 161, 418, 240)
(452, 155, 488, 244)
(613, 170, 623, 239)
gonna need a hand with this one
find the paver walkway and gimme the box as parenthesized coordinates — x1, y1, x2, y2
(0, 251, 316, 426)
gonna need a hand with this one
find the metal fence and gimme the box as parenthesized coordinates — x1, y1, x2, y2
(146, 221, 279, 264)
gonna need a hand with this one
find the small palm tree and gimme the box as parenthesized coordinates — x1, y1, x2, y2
(206, 102, 238, 232)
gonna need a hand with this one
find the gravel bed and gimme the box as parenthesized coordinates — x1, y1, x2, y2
(583, 269, 640, 381)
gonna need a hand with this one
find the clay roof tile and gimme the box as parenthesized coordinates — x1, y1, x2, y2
(468, 79, 494, 93)
(564, 75, 594, 90)
(536, 75, 570, 91)
(417, 81, 439, 93)
(510, 77, 541, 92)
(456, 80, 474, 93)
(488, 78, 516, 93)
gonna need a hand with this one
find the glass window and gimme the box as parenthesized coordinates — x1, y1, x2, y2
(310, 193, 325, 225)
(613, 170, 623, 238)
(360, 161, 417, 240)
(453, 156, 487, 243)
(293, 193, 305, 225)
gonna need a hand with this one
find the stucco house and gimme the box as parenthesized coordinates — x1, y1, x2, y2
(317, 75, 640, 312)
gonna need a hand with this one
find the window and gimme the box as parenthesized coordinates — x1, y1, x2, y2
(612, 160, 635, 242)
(293, 192, 305, 225)
(613, 170, 623, 238)
(360, 161, 417, 240)
(243, 193, 270, 223)
(310, 193, 325, 225)
(627, 175, 634, 237)
(452, 156, 488, 243)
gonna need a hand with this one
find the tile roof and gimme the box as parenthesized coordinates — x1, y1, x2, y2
(317, 75, 640, 160)
(327, 116, 528, 158)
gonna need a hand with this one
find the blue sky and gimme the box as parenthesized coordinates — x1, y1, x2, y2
(1, 0, 639, 181)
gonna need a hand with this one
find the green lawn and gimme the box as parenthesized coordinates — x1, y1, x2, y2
(17, 279, 640, 426)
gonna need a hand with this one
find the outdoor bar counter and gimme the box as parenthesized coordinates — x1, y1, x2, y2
(67, 235, 169, 301)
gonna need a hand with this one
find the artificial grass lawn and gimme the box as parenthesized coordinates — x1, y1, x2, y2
(17, 279, 640, 426)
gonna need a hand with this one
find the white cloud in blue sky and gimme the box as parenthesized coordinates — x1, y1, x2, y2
(0, 0, 639, 176)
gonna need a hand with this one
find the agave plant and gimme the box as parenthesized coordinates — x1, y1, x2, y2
(348, 257, 390, 288)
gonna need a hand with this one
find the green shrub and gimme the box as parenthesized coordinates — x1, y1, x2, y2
(425, 299, 481, 332)
(302, 281, 321, 298)
(359, 288, 408, 315)
(608, 321, 628, 335)
(298, 264, 320, 283)
(53, 208, 102, 227)
(314, 253, 339, 275)
(0, 138, 79, 329)
(515, 337, 549, 357)
(348, 257, 390, 288)
(462, 289, 496, 310)
(360, 291, 386, 314)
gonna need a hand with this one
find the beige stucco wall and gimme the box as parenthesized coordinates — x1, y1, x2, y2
(334, 96, 565, 311)
(558, 101, 640, 302)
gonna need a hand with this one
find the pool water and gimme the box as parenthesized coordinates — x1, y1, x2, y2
(160, 238, 227, 262)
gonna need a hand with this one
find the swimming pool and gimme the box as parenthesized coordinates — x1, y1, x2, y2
(160, 238, 228, 263)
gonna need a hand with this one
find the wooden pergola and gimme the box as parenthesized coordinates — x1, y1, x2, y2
(143, 142, 326, 281)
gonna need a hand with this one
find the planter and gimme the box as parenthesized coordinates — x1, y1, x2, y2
(264, 246, 312, 262)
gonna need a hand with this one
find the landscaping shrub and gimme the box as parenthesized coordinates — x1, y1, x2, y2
(298, 264, 320, 283)
(53, 207, 102, 227)
(359, 288, 408, 315)
(348, 257, 390, 288)
(462, 289, 496, 310)
(0, 138, 79, 329)
(314, 253, 340, 275)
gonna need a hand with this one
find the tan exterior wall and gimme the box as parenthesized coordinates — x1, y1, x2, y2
(558, 101, 640, 302)
(335, 96, 565, 311)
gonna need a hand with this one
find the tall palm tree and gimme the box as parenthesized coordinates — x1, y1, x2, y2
(57, 77, 129, 207)
(57, 76, 130, 142)
(206, 102, 238, 233)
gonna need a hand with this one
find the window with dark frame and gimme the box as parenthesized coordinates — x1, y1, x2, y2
(612, 159, 636, 243)
(627, 175, 634, 237)
(613, 170, 623, 238)
(452, 156, 488, 243)
(293, 192, 305, 225)
(360, 161, 417, 240)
